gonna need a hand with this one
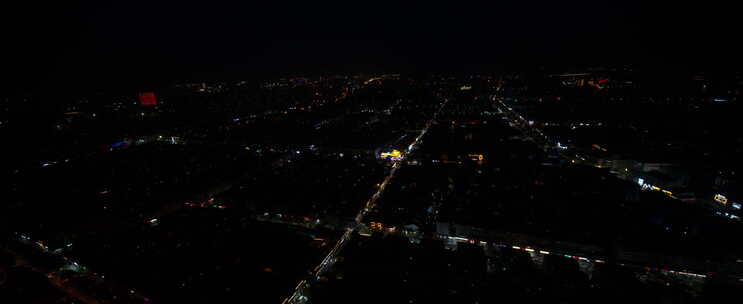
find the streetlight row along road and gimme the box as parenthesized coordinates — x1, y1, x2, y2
(281, 97, 449, 304)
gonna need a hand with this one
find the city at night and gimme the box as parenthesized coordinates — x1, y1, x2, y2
(2, 2, 742, 303)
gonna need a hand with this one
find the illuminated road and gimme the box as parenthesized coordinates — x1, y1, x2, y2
(490, 95, 743, 280)
(492, 96, 684, 199)
(281, 97, 449, 304)
(432, 233, 712, 282)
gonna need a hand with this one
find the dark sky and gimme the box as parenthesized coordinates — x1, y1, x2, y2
(2, 1, 740, 94)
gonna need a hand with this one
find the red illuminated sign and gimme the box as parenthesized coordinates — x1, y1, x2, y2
(138, 92, 158, 106)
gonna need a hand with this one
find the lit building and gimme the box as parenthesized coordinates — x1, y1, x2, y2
(714, 194, 728, 206)
(468, 154, 484, 161)
(379, 149, 402, 160)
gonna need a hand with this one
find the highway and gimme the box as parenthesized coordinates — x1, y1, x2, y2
(281, 97, 449, 304)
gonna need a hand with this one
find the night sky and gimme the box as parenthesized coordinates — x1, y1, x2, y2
(3, 2, 740, 94)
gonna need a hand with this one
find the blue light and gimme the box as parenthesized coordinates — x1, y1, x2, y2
(111, 141, 128, 148)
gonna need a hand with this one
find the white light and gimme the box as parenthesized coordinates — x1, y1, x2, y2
(637, 178, 645, 186)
